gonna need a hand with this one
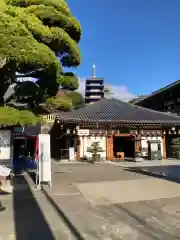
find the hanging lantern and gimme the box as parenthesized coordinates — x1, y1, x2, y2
(73, 129, 76, 134)
(76, 126, 79, 130)
(66, 129, 70, 134)
(61, 124, 63, 129)
(168, 129, 171, 134)
(163, 130, 166, 135)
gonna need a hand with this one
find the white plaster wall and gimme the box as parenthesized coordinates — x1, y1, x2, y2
(80, 136, 106, 160)
(141, 136, 163, 157)
(0, 130, 11, 168)
(0, 130, 11, 160)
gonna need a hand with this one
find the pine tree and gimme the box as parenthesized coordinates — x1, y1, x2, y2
(0, 0, 82, 124)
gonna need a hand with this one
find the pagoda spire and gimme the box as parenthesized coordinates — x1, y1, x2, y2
(92, 64, 96, 78)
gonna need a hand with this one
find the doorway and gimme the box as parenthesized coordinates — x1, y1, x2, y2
(113, 136, 135, 159)
(13, 136, 37, 173)
(166, 135, 180, 159)
(51, 134, 76, 160)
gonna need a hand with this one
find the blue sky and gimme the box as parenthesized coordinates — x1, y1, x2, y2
(67, 0, 180, 100)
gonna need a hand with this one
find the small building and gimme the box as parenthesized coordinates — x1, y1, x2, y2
(135, 80, 180, 115)
(53, 98, 180, 161)
(0, 124, 41, 171)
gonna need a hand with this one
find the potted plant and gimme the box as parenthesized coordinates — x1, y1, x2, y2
(86, 141, 104, 163)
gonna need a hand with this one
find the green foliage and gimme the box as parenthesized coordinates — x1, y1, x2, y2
(58, 72, 79, 90)
(0, 0, 81, 73)
(6, 0, 73, 17)
(0, 106, 40, 125)
(129, 95, 147, 104)
(0, 12, 58, 71)
(35, 66, 60, 98)
(55, 90, 84, 110)
(0, 0, 6, 11)
(66, 91, 84, 107)
(87, 142, 104, 155)
(19, 110, 38, 125)
(25, 5, 81, 42)
(45, 95, 72, 111)
(0, 106, 19, 125)
(0, 0, 82, 119)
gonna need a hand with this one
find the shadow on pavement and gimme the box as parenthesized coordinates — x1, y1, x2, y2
(13, 174, 55, 240)
(125, 165, 180, 184)
(42, 187, 85, 240)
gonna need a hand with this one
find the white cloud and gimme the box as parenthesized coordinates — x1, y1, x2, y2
(110, 85, 135, 102)
(78, 78, 135, 102)
(78, 78, 87, 95)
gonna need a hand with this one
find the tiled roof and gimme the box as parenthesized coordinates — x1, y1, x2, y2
(135, 80, 180, 104)
(56, 98, 180, 125)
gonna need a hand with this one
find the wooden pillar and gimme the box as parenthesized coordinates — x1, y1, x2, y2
(135, 138, 141, 153)
(162, 134, 166, 159)
(76, 136, 81, 161)
(107, 135, 114, 160)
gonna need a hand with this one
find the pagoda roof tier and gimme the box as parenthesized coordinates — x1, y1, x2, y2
(56, 98, 180, 126)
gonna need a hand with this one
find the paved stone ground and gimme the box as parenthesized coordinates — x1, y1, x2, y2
(107, 159, 180, 168)
(108, 159, 180, 183)
(1, 162, 180, 239)
(76, 178, 180, 205)
(51, 162, 149, 184)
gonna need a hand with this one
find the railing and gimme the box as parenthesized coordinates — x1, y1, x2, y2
(42, 114, 56, 123)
